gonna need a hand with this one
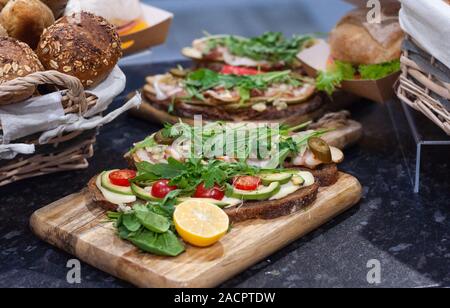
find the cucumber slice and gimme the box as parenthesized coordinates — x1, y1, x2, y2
(96, 175, 136, 205)
(259, 172, 293, 185)
(101, 171, 134, 196)
(131, 183, 161, 201)
(230, 182, 281, 201)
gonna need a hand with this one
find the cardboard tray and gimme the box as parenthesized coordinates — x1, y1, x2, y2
(297, 39, 400, 104)
(120, 4, 173, 55)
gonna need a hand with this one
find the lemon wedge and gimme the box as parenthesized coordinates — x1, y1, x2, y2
(174, 200, 229, 247)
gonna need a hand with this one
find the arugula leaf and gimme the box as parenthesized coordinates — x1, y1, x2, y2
(184, 69, 300, 104)
(210, 32, 313, 64)
(358, 60, 400, 80)
(129, 134, 156, 154)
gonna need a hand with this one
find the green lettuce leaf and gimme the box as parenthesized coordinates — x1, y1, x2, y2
(358, 60, 400, 80)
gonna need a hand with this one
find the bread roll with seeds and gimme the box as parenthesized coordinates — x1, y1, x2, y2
(0, 37, 44, 104)
(0, 0, 9, 11)
(0, 24, 7, 37)
(0, 0, 55, 49)
(36, 11, 122, 88)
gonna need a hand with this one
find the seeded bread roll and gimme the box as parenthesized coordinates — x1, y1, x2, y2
(0, 24, 7, 37)
(0, 37, 44, 104)
(0, 0, 55, 49)
(40, 0, 68, 19)
(0, 0, 8, 11)
(36, 11, 122, 88)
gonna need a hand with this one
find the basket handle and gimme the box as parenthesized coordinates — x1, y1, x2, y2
(0, 70, 87, 114)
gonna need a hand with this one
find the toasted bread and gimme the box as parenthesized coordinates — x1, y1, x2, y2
(87, 175, 126, 212)
(224, 182, 319, 222)
(87, 174, 319, 222)
(143, 89, 324, 122)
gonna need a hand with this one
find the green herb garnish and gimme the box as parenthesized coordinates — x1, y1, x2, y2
(208, 32, 313, 64)
(184, 68, 301, 104)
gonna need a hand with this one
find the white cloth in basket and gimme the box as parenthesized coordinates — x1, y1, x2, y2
(0, 66, 141, 159)
(399, 0, 450, 68)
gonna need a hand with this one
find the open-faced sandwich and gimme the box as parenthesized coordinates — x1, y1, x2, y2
(182, 32, 315, 73)
(143, 67, 324, 123)
(87, 121, 344, 256)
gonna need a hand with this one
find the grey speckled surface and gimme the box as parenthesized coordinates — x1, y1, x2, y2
(0, 61, 449, 288)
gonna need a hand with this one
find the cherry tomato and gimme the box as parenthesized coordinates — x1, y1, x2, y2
(194, 183, 225, 200)
(151, 179, 177, 198)
(233, 176, 261, 191)
(220, 65, 261, 76)
(109, 170, 137, 187)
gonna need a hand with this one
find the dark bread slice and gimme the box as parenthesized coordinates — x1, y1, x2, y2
(87, 174, 319, 222)
(87, 175, 122, 212)
(302, 164, 338, 187)
(224, 182, 319, 223)
(143, 90, 324, 122)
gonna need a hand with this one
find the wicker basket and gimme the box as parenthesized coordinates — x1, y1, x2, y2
(0, 70, 109, 186)
(396, 35, 450, 135)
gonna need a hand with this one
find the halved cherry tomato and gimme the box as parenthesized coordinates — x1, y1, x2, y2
(233, 176, 261, 191)
(194, 183, 225, 200)
(220, 65, 261, 76)
(109, 170, 137, 187)
(151, 179, 177, 198)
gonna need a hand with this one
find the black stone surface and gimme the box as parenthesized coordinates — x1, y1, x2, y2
(0, 61, 448, 288)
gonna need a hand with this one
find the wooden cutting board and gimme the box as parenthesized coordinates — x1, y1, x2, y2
(30, 172, 362, 288)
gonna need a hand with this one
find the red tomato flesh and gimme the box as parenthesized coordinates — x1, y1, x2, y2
(193, 183, 225, 200)
(233, 176, 261, 191)
(151, 179, 177, 198)
(220, 65, 261, 76)
(109, 170, 137, 187)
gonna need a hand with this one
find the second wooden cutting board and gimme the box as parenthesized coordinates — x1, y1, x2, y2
(30, 172, 362, 288)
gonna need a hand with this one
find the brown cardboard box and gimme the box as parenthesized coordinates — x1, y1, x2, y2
(120, 4, 173, 55)
(297, 38, 400, 104)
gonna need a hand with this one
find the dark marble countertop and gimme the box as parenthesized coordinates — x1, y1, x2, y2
(0, 61, 448, 288)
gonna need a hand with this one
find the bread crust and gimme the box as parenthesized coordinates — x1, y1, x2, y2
(87, 174, 320, 223)
(36, 11, 122, 88)
(143, 90, 324, 122)
(329, 9, 403, 65)
(0, 0, 55, 49)
(0, 36, 44, 103)
(87, 175, 123, 212)
(224, 182, 319, 222)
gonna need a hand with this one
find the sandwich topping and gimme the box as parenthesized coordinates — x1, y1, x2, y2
(128, 121, 343, 169)
(183, 32, 314, 69)
(95, 122, 344, 257)
(145, 68, 317, 110)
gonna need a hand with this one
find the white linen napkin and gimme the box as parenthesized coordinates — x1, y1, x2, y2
(399, 0, 450, 68)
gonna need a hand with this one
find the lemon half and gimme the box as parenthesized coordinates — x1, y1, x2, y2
(174, 200, 229, 247)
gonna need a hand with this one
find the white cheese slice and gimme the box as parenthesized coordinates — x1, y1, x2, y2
(298, 171, 315, 186)
(221, 196, 243, 207)
(96, 175, 136, 205)
(269, 181, 301, 200)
